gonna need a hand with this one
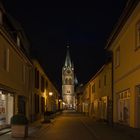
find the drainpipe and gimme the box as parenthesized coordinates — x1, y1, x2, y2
(111, 51, 114, 127)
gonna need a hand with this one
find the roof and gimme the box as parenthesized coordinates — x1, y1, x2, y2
(64, 46, 72, 67)
(105, 0, 139, 50)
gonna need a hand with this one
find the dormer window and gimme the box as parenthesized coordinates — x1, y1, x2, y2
(0, 9, 3, 25)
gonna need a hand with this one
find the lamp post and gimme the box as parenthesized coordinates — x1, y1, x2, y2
(49, 92, 53, 111)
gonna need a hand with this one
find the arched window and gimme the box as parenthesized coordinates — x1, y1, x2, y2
(69, 78, 72, 84)
(65, 78, 68, 84)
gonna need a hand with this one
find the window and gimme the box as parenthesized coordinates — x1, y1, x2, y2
(115, 47, 120, 67)
(4, 48, 9, 72)
(0, 47, 9, 71)
(92, 84, 95, 93)
(35, 68, 39, 89)
(67, 90, 70, 93)
(0, 9, 3, 25)
(69, 78, 72, 84)
(65, 78, 68, 85)
(136, 21, 140, 49)
(41, 76, 45, 92)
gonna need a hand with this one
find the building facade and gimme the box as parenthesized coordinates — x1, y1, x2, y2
(32, 60, 59, 121)
(62, 47, 75, 109)
(106, 0, 140, 128)
(0, 3, 33, 129)
(81, 63, 112, 122)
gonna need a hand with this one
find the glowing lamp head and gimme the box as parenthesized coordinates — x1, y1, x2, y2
(49, 92, 53, 96)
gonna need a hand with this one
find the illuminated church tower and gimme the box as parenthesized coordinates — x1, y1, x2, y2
(62, 46, 76, 109)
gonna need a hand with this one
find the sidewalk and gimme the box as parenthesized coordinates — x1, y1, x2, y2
(0, 112, 62, 139)
(82, 117, 140, 140)
(0, 119, 46, 140)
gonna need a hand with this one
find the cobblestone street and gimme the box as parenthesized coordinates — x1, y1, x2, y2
(0, 110, 140, 140)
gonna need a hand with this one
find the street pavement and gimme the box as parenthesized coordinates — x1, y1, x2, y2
(0, 110, 140, 140)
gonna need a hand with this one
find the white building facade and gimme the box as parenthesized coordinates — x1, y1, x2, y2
(62, 47, 76, 109)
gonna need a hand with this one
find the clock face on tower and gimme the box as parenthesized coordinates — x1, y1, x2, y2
(66, 70, 71, 74)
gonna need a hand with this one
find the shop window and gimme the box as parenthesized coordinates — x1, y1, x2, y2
(118, 89, 130, 124)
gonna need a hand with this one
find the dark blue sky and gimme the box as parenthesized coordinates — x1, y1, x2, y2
(3, 1, 128, 90)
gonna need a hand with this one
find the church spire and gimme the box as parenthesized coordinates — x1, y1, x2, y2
(64, 46, 72, 67)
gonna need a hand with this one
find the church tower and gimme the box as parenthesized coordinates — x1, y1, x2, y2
(62, 46, 75, 109)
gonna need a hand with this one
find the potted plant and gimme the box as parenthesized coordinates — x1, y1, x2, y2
(11, 114, 28, 138)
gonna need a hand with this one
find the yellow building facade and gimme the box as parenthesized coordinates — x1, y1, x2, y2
(32, 60, 59, 121)
(82, 62, 112, 122)
(0, 3, 33, 129)
(106, 1, 140, 128)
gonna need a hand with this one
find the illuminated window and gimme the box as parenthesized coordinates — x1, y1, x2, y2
(136, 21, 140, 49)
(115, 46, 120, 67)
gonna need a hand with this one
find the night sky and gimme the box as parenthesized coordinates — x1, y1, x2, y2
(3, 1, 128, 91)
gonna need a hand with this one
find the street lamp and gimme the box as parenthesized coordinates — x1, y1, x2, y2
(48, 92, 53, 111)
(49, 92, 53, 96)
